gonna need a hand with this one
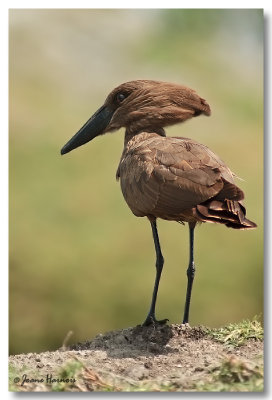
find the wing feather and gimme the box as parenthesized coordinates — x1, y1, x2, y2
(118, 134, 243, 218)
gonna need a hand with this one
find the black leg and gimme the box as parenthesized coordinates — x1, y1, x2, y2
(142, 219, 168, 326)
(182, 222, 196, 324)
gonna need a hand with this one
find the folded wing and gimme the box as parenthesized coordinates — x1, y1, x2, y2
(118, 135, 256, 229)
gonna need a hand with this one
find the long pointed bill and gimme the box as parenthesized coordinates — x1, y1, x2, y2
(61, 105, 114, 155)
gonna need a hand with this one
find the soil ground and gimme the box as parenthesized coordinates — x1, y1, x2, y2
(9, 324, 263, 392)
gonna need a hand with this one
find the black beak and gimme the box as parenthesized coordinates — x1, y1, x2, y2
(61, 105, 114, 155)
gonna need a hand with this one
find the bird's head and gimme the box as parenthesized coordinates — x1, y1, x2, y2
(61, 80, 211, 155)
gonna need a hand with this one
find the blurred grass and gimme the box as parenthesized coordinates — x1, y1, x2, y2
(9, 9, 263, 354)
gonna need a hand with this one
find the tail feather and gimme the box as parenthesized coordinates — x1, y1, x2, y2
(196, 199, 257, 230)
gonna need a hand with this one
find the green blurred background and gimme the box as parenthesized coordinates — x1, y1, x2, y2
(9, 9, 263, 355)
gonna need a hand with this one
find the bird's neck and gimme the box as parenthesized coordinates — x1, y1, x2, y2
(124, 127, 166, 146)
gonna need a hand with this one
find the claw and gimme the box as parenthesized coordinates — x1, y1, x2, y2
(142, 315, 169, 327)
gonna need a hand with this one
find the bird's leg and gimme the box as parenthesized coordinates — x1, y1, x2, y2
(182, 222, 196, 325)
(142, 219, 168, 326)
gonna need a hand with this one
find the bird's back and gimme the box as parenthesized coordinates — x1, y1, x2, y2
(117, 132, 256, 229)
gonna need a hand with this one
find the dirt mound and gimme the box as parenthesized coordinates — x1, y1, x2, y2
(70, 323, 206, 355)
(9, 324, 263, 392)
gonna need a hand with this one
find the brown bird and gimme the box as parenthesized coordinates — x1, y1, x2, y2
(61, 80, 256, 326)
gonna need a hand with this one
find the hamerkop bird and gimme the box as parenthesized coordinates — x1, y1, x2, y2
(61, 80, 256, 326)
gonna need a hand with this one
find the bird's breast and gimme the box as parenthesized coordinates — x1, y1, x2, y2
(117, 133, 158, 217)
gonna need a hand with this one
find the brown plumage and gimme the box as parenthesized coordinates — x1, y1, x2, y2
(116, 133, 254, 229)
(61, 80, 256, 326)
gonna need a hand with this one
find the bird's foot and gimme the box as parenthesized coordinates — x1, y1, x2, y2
(142, 314, 169, 327)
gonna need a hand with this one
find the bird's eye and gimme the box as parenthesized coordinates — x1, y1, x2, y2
(116, 92, 126, 103)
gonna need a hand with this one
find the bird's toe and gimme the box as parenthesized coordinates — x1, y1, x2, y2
(142, 315, 169, 327)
